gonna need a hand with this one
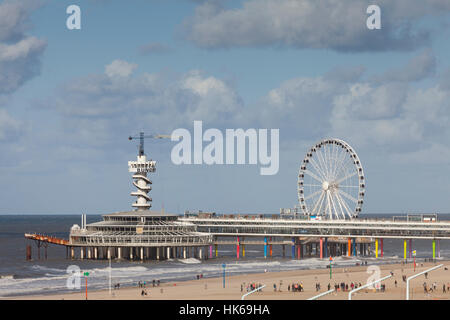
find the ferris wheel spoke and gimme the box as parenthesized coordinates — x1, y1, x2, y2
(330, 144, 339, 179)
(335, 171, 357, 184)
(325, 144, 333, 179)
(308, 157, 328, 182)
(333, 192, 346, 220)
(302, 184, 323, 187)
(332, 146, 346, 180)
(316, 148, 330, 180)
(338, 189, 358, 204)
(339, 185, 359, 188)
(336, 192, 354, 219)
(326, 191, 333, 219)
(304, 170, 324, 183)
(328, 191, 339, 220)
(316, 191, 327, 216)
(310, 191, 325, 215)
(304, 189, 323, 201)
(312, 150, 328, 181)
(333, 150, 352, 181)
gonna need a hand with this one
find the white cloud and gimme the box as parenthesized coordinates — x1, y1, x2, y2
(0, 108, 21, 141)
(105, 60, 138, 78)
(371, 49, 436, 83)
(46, 62, 243, 153)
(0, 1, 46, 94)
(183, 0, 450, 51)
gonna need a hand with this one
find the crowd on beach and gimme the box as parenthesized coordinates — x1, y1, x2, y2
(241, 282, 264, 292)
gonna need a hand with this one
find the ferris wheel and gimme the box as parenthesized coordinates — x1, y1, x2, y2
(298, 138, 365, 220)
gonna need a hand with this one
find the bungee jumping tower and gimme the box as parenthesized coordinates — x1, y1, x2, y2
(128, 132, 156, 210)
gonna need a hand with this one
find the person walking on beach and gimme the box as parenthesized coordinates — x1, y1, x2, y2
(443, 284, 446, 293)
(273, 283, 277, 292)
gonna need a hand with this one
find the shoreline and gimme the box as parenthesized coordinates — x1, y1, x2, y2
(3, 259, 450, 300)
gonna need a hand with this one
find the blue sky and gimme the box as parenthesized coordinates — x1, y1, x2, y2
(1, 0, 450, 215)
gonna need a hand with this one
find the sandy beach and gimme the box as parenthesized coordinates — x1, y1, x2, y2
(4, 260, 450, 300)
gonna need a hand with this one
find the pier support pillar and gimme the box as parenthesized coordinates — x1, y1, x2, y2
(282, 244, 285, 258)
(264, 237, 267, 259)
(199, 247, 203, 260)
(242, 243, 245, 258)
(215, 244, 218, 258)
(140, 247, 144, 261)
(107, 247, 111, 260)
(236, 237, 240, 260)
(380, 239, 384, 257)
(347, 238, 351, 256)
(156, 247, 160, 260)
(432, 240, 436, 260)
(80, 247, 84, 260)
(291, 238, 295, 259)
(324, 238, 328, 258)
(70, 247, 75, 259)
(297, 238, 301, 259)
(94, 247, 98, 259)
(167, 247, 171, 260)
(353, 238, 356, 256)
(130, 247, 134, 260)
(438, 240, 440, 258)
(375, 239, 378, 258)
(209, 245, 213, 259)
(117, 247, 122, 260)
(269, 237, 273, 258)
(183, 247, 187, 259)
(87, 247, 92, 259)
(319, 238, 323, 259)
(404, 240, 407, 260)
(409, 239, 412, 259)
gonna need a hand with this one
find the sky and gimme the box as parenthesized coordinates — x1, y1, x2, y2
(1, 0, 450, 215)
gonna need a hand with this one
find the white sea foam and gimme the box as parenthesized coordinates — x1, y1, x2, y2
(178, 258, 201, 264)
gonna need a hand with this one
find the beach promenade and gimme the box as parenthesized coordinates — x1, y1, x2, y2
(6, 261, 450, 300)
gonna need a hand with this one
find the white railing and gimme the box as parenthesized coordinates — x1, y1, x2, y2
(406, 264, 444, 300)
(241, 285, 266, 300)
(307, 289, 335, 300)
(348, 274, 392, 300)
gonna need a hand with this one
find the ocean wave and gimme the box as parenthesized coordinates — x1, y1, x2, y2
(178, 258, 201, 264)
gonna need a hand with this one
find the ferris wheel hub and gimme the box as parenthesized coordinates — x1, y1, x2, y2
(322, 181, 329, 191)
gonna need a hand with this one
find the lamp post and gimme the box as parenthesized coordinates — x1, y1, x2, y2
(83, 271, 89, 300)
(329, 256, 333, 279)
(222, 263, 226, 288)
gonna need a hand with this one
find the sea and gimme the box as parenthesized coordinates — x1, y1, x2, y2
(1, 214, 449, 298)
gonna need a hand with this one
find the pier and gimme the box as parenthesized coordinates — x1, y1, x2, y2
(23, 135, 450, 262)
